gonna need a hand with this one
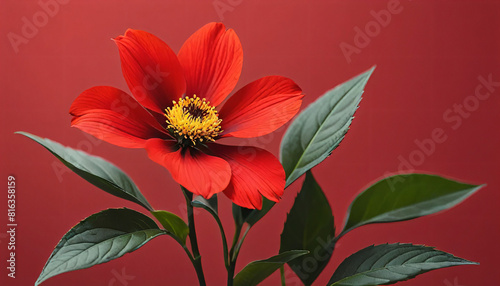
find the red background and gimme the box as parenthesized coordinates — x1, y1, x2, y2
(1, 0, 499, 285)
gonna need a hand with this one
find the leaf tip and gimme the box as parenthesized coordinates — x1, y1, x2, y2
(460, 259, 479, 266)
(14, 131, 28, 136)
(363, 65, 376, 77)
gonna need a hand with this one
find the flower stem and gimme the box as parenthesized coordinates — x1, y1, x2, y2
(232, 225, 251, 262)
(213, 212, 230, 270)
(227, 224, 242, 286)
(182, 186, 206, 286)
(227, 224, 251, 286)
(280, 265, 286, 286)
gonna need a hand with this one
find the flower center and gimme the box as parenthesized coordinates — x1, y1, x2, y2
(164, 95, 222, 146)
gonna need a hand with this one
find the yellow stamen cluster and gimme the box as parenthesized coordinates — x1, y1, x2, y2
(165, 95, 222, 146)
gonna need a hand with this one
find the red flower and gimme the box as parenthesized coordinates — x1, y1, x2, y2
(69, 23, 303, 209)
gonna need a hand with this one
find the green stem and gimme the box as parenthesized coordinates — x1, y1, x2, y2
(232, 225, 251, 262)
(227, 262, 236, 286)
(214, 215, 230, 270)
(227, 225, 251, 286)
(229, 224, 242, 261)
(182, 187, 206, 286)
(227, 224, 241, 286)
(333, 231, 346, 244)
(280, 265, 286, 286)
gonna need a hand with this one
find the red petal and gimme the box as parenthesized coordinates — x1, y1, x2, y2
(70, 86, 165, 129)
(114, 29, 186, 113)
(70, 86, 169, 148)
(145, 139, 231, 198)
(177, 22, 243, 106)
(224, 183, 263, 210)
(219, 76, 303, 138)
(211, 144, 285, 209)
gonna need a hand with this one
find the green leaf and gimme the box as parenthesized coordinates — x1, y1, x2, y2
(233, 250, 309, 286)
(280, 67, 374, 187)
(192, 194, 218, 216)
(17, 132, 153, 211)
(280, 171, 335, 285)
(192, 194, 229, 267)
(232, 203, 249, 228)
(36, 208, 165, 286)
(328, 243, 477, 286)
(246, 198, 275, 226)
(234, 199, 274, 227)
(151, 210, 189, 245)
(342, 174, 483, 236)
(237, 68, 375, 227)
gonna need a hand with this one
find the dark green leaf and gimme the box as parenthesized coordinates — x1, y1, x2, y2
(233, 250, 309, 286)
(280, 171, 335, 285)
(151, 210, 189, 245)
(36, 208, 165, 286)
(239, 68, 375, 227)
(280, 67, 374, 187)
(237, 198, 275, 227)
(232, 203, 254, 229)
(328, 243, 477, 286)
(342, 174, 483, 235)
(192, 194, 218, 216)
(17, 132, 153, 210)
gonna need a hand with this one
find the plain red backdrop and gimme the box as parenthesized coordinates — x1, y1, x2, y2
(1, 0, 499, 285)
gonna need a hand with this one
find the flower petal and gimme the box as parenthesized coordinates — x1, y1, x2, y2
(224, 182, 263, 210)
(145, 139, 231, 198)
(114, 29, 186, 113)
(177, 22, 243, 106)
(219, 76, 303, 138)
(210, 144, 285, 209)
(70, 86, 169, 148)
(70, 86, 165, 129)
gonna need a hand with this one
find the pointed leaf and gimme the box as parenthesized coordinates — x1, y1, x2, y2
(17, 132, 153, 210)
(238, 197, 276, 225)
(237, 68, 374, 227)
(328, 243, 477, 286)
(280, 171, 335, 285)
(192, 194, 218, 216)
(151, 210, 189, 245)
(280, 67, 374, 187)
(233, 250, 309, 286)
(342, 174, 483, 235)
(36, 208, 165, 286)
